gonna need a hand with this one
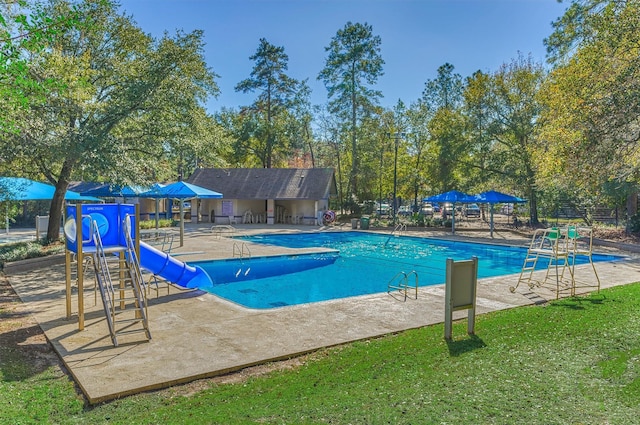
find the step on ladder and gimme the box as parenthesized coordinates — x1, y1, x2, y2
(90, 216, 151, 347)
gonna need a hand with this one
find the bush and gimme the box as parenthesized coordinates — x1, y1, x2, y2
(140, 219, 175, 229)
(628, 212, 640, 233)
(0, 241, 64, 269)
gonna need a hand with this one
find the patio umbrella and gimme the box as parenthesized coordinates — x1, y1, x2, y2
(423, 190, 475, 234)
(138, 181, 223, 246)
(75, 183, 144, 198)
(474, 190, 527, 237)
(0, 177, 100, 233)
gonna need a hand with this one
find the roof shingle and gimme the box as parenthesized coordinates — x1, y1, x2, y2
(187, 168, 337, 200)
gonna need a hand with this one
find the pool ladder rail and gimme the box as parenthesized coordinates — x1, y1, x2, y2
(233, 242, 251, 259)
(385, 223, 407, 247)
(392, 222, 407, 236)
(387, 270, 419, 301)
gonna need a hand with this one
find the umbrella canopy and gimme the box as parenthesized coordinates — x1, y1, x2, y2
(423, 190, 475, 204)
(423, 190, 475, 234)
(1, 177, 101, 234)
(473, 190, 526, 204)
(0, 177, 100, 201)
(75, 183, 144, 198)
(473, 190, 527, 238)
(138, 181, 223, 247)
(138, 181, 222, 199)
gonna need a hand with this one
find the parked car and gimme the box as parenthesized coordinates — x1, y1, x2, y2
(501, 203, 514, 214)
(375, 203, 390, 216)
(464, 203, 481, 217)
(420, 203, 434, 216)
(398, 205, 412, 216)
(441, 203, 454, 216)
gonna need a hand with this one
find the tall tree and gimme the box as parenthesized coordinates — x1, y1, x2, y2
(461, 70, 493, 189)
(422, 63, 463, 111)
(406, 102, 431, 209)
(235, 38, 300, 168)
(421, 63, 465, 192)
(1, 0, 219, 242)
(486, 54, 545, 224)
(0, 0, 78, 133)
(541, 0, 640, 217)
(318, 21, 384, 201)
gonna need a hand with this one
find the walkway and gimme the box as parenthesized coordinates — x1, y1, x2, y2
(5, 224, 640, 403)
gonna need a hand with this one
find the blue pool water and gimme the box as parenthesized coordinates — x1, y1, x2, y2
(194, 232, 621, 309)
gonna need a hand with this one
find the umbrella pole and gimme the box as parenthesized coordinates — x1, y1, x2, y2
(155, 199, 159, 230)
(179, 200, 184, 247)
(452, 203, 456, 235)
(490, 206, 494, 238)
(5, 204, 8, 234)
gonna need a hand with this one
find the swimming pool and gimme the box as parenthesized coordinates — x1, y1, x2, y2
(194, 232, 620, 309)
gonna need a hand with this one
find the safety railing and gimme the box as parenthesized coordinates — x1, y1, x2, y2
(387, 270, 419, 301)
(233, 241, 251, 259)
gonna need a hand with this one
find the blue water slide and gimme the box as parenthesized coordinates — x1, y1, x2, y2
(139, 241, 212, 289)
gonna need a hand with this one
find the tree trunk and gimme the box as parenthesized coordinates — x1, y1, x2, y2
(46, 184, 67, 243)
(46, 160, 75, 243)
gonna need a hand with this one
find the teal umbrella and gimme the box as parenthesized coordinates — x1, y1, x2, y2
(0, 177, 100, 234)
(0, 177, 100, 202)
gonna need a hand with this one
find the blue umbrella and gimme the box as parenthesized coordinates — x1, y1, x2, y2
(473, 190, 527, 237)
(139, 181, 223, 199)
(139, 181, 223, 246)
(423, 190, 475, 234)
(76, 183, 144, 198)
(0, 177, 100, 234)
(473, 190, 525, 204)
(423, 190, 475, 204)
(0, 177, 100, 202)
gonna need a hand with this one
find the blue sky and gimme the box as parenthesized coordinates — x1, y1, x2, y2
(118, 0, 568, 113)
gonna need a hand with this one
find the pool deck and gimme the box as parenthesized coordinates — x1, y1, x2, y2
(5, 223, 640, 404)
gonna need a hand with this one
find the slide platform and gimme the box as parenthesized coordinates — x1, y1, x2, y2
(139, 241, 212, 289)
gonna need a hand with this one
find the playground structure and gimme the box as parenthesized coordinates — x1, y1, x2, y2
(64, 203, 212, 346)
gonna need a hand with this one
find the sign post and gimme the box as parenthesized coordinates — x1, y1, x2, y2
(444, 257, 479, 340)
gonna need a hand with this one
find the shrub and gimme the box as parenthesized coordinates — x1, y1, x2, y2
(140, 219, 175, 229)
(628, 212, 640, 233)
(0, 241, 64, 269)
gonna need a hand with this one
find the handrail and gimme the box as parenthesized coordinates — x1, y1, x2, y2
(392, 223, 407, 234)
(405, 270, 419, 299)
(387, 271, 407, 292)
(233, 242, 251, 259)
(89, 218, 117, 342)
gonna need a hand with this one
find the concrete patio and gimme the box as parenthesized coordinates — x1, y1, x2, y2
(5, 224, 640, 404)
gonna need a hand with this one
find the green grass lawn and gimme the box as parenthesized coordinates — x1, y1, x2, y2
(3, 283, 640, 424)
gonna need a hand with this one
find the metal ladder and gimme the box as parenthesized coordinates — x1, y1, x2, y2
(233, 241, 251, 259)
(387, 270, 419, 300)
(392, 222, 407, 235)
(90, 216, 151, 347)
(232, 241, 252, 278)
(385, 223, 407, 247)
